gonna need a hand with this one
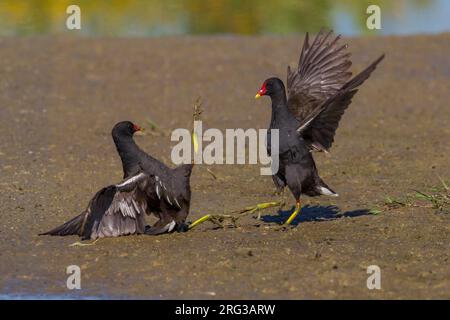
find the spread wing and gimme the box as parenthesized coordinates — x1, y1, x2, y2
(83, 172, 150, 239)
(296, 54, 385, 151)
(40, 170, 188, 240)
(41, 172, 151, 239)
(287, 29, 352, 125)
(88, 172, 186, 238)
(287, 29, 384, 152)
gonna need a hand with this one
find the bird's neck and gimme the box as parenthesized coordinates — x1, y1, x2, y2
(113, 135, 142, 177)
(271, 89, 288, 106)
(270, 91, 290, 126)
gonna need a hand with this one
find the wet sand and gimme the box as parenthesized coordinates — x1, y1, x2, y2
(0, 34, 449, 299)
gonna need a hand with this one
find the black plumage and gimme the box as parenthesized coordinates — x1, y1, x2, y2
(40, 121, 193, 239)
(255, 29, 384, 225)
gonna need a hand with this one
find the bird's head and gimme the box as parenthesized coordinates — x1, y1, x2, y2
(112, 121, 142, 138)
(255, 77, 285, 99)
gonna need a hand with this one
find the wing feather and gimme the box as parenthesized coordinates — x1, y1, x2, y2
(41, 168, 187, 240)
(83, 172, 150, 239)
(287, 29, 352, 123)
(154, 175, 182, 209)
(287, 29, 384, 152)
(297, 54, 385, 151)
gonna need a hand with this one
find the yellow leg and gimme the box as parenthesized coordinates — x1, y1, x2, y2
(284, 200, 301, 225)
(69, 238, 100, 247)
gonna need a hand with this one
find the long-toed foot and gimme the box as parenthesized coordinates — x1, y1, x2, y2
(272, 189, 284, 197)
(247, 201, 280, 220)
(271, 189, 287, 211)
(188, 201, 281, 229)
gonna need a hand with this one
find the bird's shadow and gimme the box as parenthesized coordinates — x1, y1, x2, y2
(261, 204, 371, 226)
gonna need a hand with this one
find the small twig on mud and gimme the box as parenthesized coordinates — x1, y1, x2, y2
(193, 97, 203, 122)
(191, 97, 203, 157)
(369, 208, 382, 215)
(376, 178, 449, 214)
(140, 117, 170, 137)
(193, 99, 220, 181)
(437, 175, 449, 191)
(146, 118, 159, 131)
(384, 196, 409, 209)
(206, 168, 220, 180)
(412, 188, 449, 213)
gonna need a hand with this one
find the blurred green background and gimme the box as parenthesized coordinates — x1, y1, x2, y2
(0, 0, 448, 36)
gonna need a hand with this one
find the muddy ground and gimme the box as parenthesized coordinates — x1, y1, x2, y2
(0, 34, 449, 299)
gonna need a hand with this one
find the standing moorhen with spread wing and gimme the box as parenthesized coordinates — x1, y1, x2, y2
(255, 29, 384, 226)
(40, 121, 193, 240)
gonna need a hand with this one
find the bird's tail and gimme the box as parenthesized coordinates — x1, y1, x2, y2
(175, 163, 194, 179)
(316, 178, 339, 197)
(39, 212, 85, 236)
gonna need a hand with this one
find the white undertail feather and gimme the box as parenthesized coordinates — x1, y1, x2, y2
(319, 186, 339, 197)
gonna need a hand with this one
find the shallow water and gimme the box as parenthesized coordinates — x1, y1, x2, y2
(0, 0, 449, 36)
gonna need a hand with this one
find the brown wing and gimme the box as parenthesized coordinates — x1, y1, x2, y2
(40, 171, 186, 240)
(88, 171, 186, 238)
(297, 54, 385, 151)
(287, 29, 353, 123)
(86, 172, 150, 239)
(40, 172, 151, 240)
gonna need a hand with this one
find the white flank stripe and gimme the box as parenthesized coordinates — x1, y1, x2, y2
(297, 117, 314, 132)
(116, 172, 145, 188)
(156, 184, 161, 199)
